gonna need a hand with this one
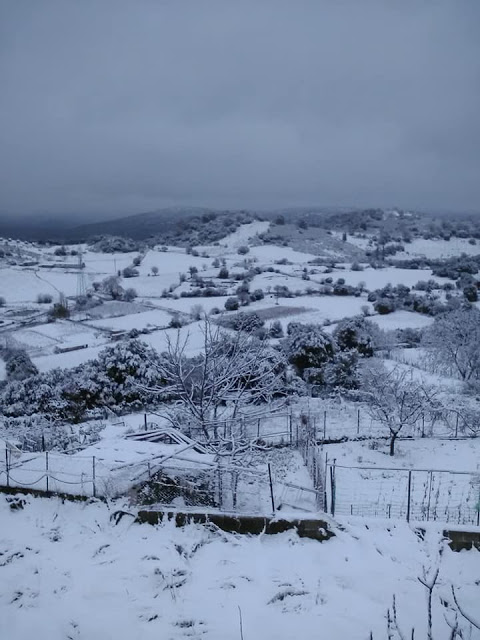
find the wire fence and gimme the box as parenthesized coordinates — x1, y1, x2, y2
(325, 461, 480, 526)
(0, 447, 322, 516)
(183, 405, 480, 448)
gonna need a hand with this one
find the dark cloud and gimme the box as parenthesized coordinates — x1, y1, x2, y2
(1, 0, 479, 217)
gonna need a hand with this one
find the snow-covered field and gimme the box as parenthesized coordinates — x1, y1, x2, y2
(2, 223, 480, 637)
(1, 495, 478, 640)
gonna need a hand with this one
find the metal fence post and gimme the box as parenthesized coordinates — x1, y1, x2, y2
(330, 461, 336, 517)
(323, 410, 327, 441)
(267, 463, 275, 514)
(324, 451, 328, 512)
(92, 456, 96, 498)
(406, 470, 412, 522)
(357, 409, 360, 436)
(45, 451, 49, 492)
(426, 470, 433, 521)
(477, 491, 480, 527)
(5, 447, 9, 487)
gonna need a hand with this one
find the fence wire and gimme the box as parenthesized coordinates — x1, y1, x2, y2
(0, 447, 322, 516)
(326, 463, 480, 526)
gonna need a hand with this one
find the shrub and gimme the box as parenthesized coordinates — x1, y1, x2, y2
(250, 288, 264, 301)
(122, 266, 139, 278)
(132, 256, 142, 266)
(224, 297, 239, 311)
(237, 245, 250, 255)
(269, 320, 284, 338)
(48, 302, 70, 320)
(169, 314, 183, 328)
(37, 293, 53, 304)
(190, 304, 204, 320)
(285, 323, 336, 378)
(0, 296, 5, 307)
(123, 288, 137, 302)
(374, 298, 395, 315)
(351, 262, 363, 271)
(464, 284, 478, 302)
(333, 316, 378, 357)
(218, 266, 229, 279)
(3, 349, 38, 381)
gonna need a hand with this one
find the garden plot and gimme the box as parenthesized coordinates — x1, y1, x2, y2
(32, 344, 104, 372)
(249, 295, 373, 327)
(248, 244, 317, 266)
(143, 321, 209, 357)
(0, 438, 214, 499)
(1, 322, 100, 356)
(394, 237, 480, 260)
(370, 310, 434, 330)
(311, 266, 451, 290)
(249, 271, 313, 294)
(87, 308, 172, 332)
(330, 463, 479, 524)
(323, 439, 480, 524)
(137, 249, 210, 277)
(0, 267, 78, 304)
(81, 300, 149, 320)
(150, 296, 230, 315)
(82, 251, 138, 276)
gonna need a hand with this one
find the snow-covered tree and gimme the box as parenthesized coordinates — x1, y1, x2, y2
(333, 315, 379, 357)
(423, 307, 480, 382)
(101, 275, 124, 300)
(362, 362, 438, 455)
(2, 348, 38, 381)
(149, 318, 287, 440)
(284, 323, 335, 380)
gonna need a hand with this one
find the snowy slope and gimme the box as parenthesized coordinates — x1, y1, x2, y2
(0, 495, 478, 640)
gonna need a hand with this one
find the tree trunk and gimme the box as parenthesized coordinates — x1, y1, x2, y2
(389, 431, 398, 456)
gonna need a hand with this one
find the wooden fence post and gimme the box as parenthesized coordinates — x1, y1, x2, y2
(323, 410, 327, 441)
(45, 451, 49, 493)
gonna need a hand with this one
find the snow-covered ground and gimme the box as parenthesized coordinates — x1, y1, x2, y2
(396, 237, 480, 260)
(1, 495, 478, 640)
(370, 310, 434, 330)
(87, 309, 172, 332)
(195, 220, 270, 255)
(312, 266, 451, 290)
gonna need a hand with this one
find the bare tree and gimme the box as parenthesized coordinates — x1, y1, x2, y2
(151, 317, 286, 441)
(362, 362, 437, 455)
(423, 308, 480, 383)
(418, 566, 440, 640)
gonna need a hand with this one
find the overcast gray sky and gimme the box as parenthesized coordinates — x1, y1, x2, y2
(0, 1, 479, 218)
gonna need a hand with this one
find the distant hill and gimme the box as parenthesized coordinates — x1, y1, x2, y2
(69, 207, 222, 241)
(70, 207, 261, 244)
